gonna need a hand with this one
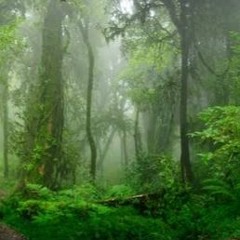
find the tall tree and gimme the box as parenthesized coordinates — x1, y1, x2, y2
(79, 19, 97, 182)
(2, 79, 9, 178)
(0, 1, 23, 178)
(20, 0, 66, 190)
(159, 0, 194, 183)
(178, 0, 193, 183)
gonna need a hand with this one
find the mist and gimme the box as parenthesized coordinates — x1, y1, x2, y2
(0, 1, 240, 239)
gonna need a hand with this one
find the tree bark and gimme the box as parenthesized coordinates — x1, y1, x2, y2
(97, 129, 116, 173)
(134, 108, 142, 159)
(161, 0, 194, 183)
(40, 0, 65, 189)
(20, 0, 65, 190)
(3, 80, 9, 179)
(122, 129, 129, 166)
(79, 20, 97, 182)
(179, 0, 194, 183)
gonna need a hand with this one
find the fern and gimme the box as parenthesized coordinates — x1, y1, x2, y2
(202, 179, 235, 200)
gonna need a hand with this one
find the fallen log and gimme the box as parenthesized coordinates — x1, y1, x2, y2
(96, 191, 166, 215)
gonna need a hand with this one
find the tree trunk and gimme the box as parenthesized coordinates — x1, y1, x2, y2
(79, 20, 97, 182)
(179, 0, 194, 183)
(40, 0, 65, 189)
(20, 0, 65, 190)
(122, 129, 128, 166)
(2, 80, 9, 179)
(97, 129, 116, 173)
(161, 0, 194, 184)
(134, 108, 142, 159)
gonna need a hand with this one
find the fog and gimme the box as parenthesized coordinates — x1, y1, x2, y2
(0, 0, 239, 186)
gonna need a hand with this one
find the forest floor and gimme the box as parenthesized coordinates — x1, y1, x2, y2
(0, 223, 26, 240)
(1, 183, 240, 240)
(0, 188, 26, 240)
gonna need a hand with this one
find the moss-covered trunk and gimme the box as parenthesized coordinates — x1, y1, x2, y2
(20, 0, 65, 190)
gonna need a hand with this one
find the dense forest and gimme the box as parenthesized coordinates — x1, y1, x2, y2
(1, 0, 240, 239)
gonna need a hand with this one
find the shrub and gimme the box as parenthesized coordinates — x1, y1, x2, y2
(126, 153, 177, 192)
(1, 184, 173, 240)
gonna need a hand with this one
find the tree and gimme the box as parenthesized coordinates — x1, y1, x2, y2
(0, 20, 21, 178)
(20, 0, 66, 190)
(191, 106, 240, 185)
(158, 0, 193, 183)
(79, 19, 97, 182)
(106, 0, 194, 183)
(118, 22, 179, 156)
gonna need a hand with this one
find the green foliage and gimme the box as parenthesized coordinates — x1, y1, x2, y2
(202, 178, 235, 201)
(164, 194, 239, 240)
(20, 183, 52, 200)
(191, 106, 240, 184)
(1, 184, 173, 240)
(115, 17, 179, 112)
(3, 183, 240, 239)
(105, 184, 135, 198)
(0, 21, 17, 50)
(0, 20, 24, 67)
(126, 153, 177, 192)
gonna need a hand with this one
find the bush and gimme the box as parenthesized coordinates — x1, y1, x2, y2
(1, 184, 173, 240)
(126, 153, 177, 192)
(191, 106, 240, 186)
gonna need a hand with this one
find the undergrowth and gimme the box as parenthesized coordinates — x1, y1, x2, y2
(1, 183, 240, 240)
(0, 184, 172, 240)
